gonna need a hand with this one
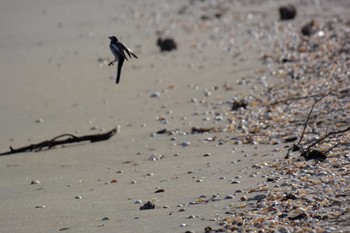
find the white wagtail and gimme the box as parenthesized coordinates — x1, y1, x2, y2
(108, 36, 138, 84)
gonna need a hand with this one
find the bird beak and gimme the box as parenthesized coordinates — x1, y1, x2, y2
(108, 36, 112, 40)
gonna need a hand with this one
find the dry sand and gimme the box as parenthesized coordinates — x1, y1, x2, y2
(0, 1, 349, 233)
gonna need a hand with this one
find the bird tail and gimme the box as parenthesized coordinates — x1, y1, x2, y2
(130, 51, 138, 59)
(116, 59, 124, 84)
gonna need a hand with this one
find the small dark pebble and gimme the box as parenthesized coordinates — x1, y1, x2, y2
(301, 20, 317, 36)
(301, 149, 326, 161)
(281, 58, 293, 63)
(248, 194, 267, 202)
(231, 100, 248, 111)
(201, 15, 210, 21)
(191, 127, 213, 134)
(139, 201, 156, 210)
(155, 188, 165, 193)
(59, 228, 70, 231)
(279, 5, 297, 20)
(283, 136, 298, 143)
(282, 193, 298, 201)
(156, 129, 168, 134)
(267, 177, 275, 182)
(157, 37, 177, 52)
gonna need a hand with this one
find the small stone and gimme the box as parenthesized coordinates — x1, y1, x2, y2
(35, 205, 45, 208)
(240, 196, 247, 201)
(35, 118, 44, 123)
(139, 201, 156, 210)
(75, 196, 82, 199)
(179, 223, 187, 227)
(181, 141, 190, 147)
(131, 180, 137, 184)
(150, 92, 160, 98)
(225, 195, 234, 199)
(134, 200, 143, 204)
(231, 180, 240, 184)
(31, 180, 40, 185)
(101, 217, 110, 221)
(279, 5, 296, 20)
(157, 37, 177, 52)
(155, 189, 165, 193)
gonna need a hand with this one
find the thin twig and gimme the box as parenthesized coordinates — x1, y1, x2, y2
(296, 94, 328, 145)
(306, 126, 350, 152)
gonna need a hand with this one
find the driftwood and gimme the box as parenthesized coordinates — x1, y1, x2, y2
(0, 128, 118, 156)
(284, 95, 350, 161)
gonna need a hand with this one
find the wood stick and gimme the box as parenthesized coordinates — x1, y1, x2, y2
(0, 128, 118, 156)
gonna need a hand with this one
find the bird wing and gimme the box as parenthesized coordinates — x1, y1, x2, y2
(110, 42, 129, 61)
(119, 42, 138, 59)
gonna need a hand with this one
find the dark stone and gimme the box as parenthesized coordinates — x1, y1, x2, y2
(139, 201, 156, 210)
(156, 129, 167, 134)
(301, 20, 317, 36)
(279, 5, 297, 20)
(282, 193, 298, 201)
(155, 189, 165, 193)
(231, 100, 248, 111)
(301, 149, 326, 161)
(157, 37, 177, 52)
(283, 136, 298, 143)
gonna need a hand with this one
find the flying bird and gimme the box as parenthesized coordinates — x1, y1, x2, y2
(108, 36, 138, 84)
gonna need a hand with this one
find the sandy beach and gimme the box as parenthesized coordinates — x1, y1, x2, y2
(0, 0, 349, 232)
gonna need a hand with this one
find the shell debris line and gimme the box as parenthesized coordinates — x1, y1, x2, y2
(188, 10, 350, 233)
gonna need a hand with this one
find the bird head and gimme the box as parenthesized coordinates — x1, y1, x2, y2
(109, 36, 118, 42)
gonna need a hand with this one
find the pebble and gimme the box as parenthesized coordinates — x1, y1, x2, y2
(35, 205, 45, 208)
(134, 200, 143, 204)
(231, 180, 240, 184)
(75, 196, 82, 199)
(30, 180, 40, 185)
(150, 92, 160, 98)
(180, 223, 187, 227)
(101, 217, 110, 221)
(35, 118, 44, 123)
(181, 141, 190, 147)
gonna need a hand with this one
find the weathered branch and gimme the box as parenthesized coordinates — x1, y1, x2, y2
(0, 128, 118, 156)
(297, 95, 328, 145)
(306, 126, 350, 152)
(284, 94, 328, 159)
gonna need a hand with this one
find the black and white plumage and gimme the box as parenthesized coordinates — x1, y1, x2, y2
(108, 36, 138, 84)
